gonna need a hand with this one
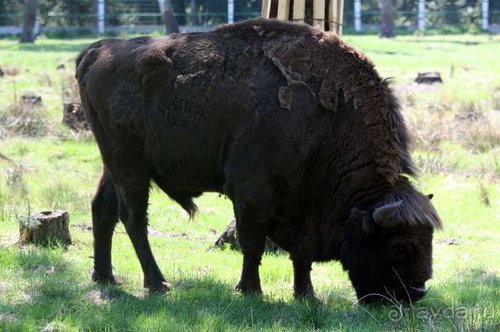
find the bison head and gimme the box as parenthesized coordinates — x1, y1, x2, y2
(340, 193, 441, 304)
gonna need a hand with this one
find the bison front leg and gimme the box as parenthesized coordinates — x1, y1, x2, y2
(235, 220, 267, 295)
(291, 258, 315, 298)
(232, 194, 271, 295)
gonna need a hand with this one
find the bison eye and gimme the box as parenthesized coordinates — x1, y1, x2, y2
(390, 244, 407, 261)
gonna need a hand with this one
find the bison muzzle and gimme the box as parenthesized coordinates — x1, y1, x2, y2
(76, 18, 442, 303)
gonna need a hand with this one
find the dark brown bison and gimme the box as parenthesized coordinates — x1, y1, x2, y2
(76, 18, 441, 303)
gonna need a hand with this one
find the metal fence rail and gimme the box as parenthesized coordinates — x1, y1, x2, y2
(0, 0, 498, 36)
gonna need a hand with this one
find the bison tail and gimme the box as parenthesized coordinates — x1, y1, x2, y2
(152, 173, 199, 219)
(175, 196, 198, 220)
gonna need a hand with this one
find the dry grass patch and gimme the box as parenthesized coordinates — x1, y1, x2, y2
(400, 85, 499, 154)
(0, 96, 50, 138)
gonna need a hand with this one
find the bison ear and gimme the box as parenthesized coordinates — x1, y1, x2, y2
(427, 194, 434, 200)
(372, 200, 403, 228)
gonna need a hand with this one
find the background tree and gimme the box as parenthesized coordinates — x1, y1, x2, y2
(157, 0, 180, 34)
(379, 0, 394, 37)
(20, 0, 37, 43)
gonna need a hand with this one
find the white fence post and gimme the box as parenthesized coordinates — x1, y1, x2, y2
(98, 0, 105, 34)
(34, 12, 39, 35)
(228, 0, 234, 24)
(354, 0, 361, 32)
(418, 0, 425, 30)
(482, 0, 489, 31)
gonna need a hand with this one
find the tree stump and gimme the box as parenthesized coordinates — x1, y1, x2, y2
(62, 103, 88, 131)
(21, 95, 42, 106)
(19, 210, 72, 246)
(212, 219, 283, 253)
(415, 72, 443, 84)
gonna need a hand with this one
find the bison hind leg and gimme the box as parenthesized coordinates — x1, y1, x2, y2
(91, 167, 119, 284)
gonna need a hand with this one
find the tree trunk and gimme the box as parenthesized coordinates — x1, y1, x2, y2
(63, 103, 89, 131)
(157, 0, 180, 34)
(93, 0, 98, 26)
(212, 219, 283, 253)
(19, 210, 72, 246)
(20, 0, 37, 43)
(379, 0, 394, 38)
(190, 0, 198, 25)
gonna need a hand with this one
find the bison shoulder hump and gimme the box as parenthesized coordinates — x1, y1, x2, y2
(75, 39, 120, 82)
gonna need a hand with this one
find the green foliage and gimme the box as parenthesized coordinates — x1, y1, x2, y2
(0, 0, 23, 25)
(343, 0, 488, 31)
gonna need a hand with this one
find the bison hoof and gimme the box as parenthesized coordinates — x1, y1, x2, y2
(235, 281, 262, 295)
(92, 271, 117, 285)
(293, 288, 316, 299)
(146, 281, 171, 293)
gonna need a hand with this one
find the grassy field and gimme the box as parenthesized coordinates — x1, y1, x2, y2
(0, 33, 499, 331)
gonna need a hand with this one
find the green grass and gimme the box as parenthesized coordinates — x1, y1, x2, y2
(0, 34, 499, 331)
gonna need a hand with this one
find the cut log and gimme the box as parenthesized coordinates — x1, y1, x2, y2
(212, 219, 283, 253)
(415, 72, 443, 84)
(19, 210, 72, 246)
(62, 102, 89, 131)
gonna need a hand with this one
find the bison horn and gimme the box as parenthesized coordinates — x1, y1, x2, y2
(372, 200, 403, 228)
(427, 194, 434, 200)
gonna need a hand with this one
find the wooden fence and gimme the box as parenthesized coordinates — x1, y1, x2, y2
(261, 0, 344, 35)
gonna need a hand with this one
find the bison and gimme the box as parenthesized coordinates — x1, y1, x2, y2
(76, 18, 442, 303)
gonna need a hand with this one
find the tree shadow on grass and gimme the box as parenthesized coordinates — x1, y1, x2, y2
(70, 278, 361, 331)
(0, 247, 371, 331)
(2, 249, 498, 331)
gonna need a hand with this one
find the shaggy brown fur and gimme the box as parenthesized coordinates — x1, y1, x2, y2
(77, 18, 441, 302)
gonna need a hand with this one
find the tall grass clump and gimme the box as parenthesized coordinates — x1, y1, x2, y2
(492, 87, 500, 111)
(404, 95, 499, 154)
(0, 97, 50, 138)
(0, 157, 28, 222)
(60, 71, 80, 104)
(42, 182, 84, 212)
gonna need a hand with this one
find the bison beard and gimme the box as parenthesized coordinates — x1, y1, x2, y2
(76, 18, 442, 303)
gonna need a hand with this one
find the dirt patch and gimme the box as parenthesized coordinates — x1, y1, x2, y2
(87, 288, 114, 305)
(0, 313, 17, 324)
(437, 237, 460, 245)
(148, 227, 189, 239)
(41, 321, 67, 332)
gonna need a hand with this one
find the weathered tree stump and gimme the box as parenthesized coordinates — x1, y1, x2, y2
(21, 95, 42, 106)
(62, 102, 88, 131)
(19, 210, 72, 246)
(213, 219, 239, 250)
(213, 219, 283, 253)
(415, 72, 443, 84)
